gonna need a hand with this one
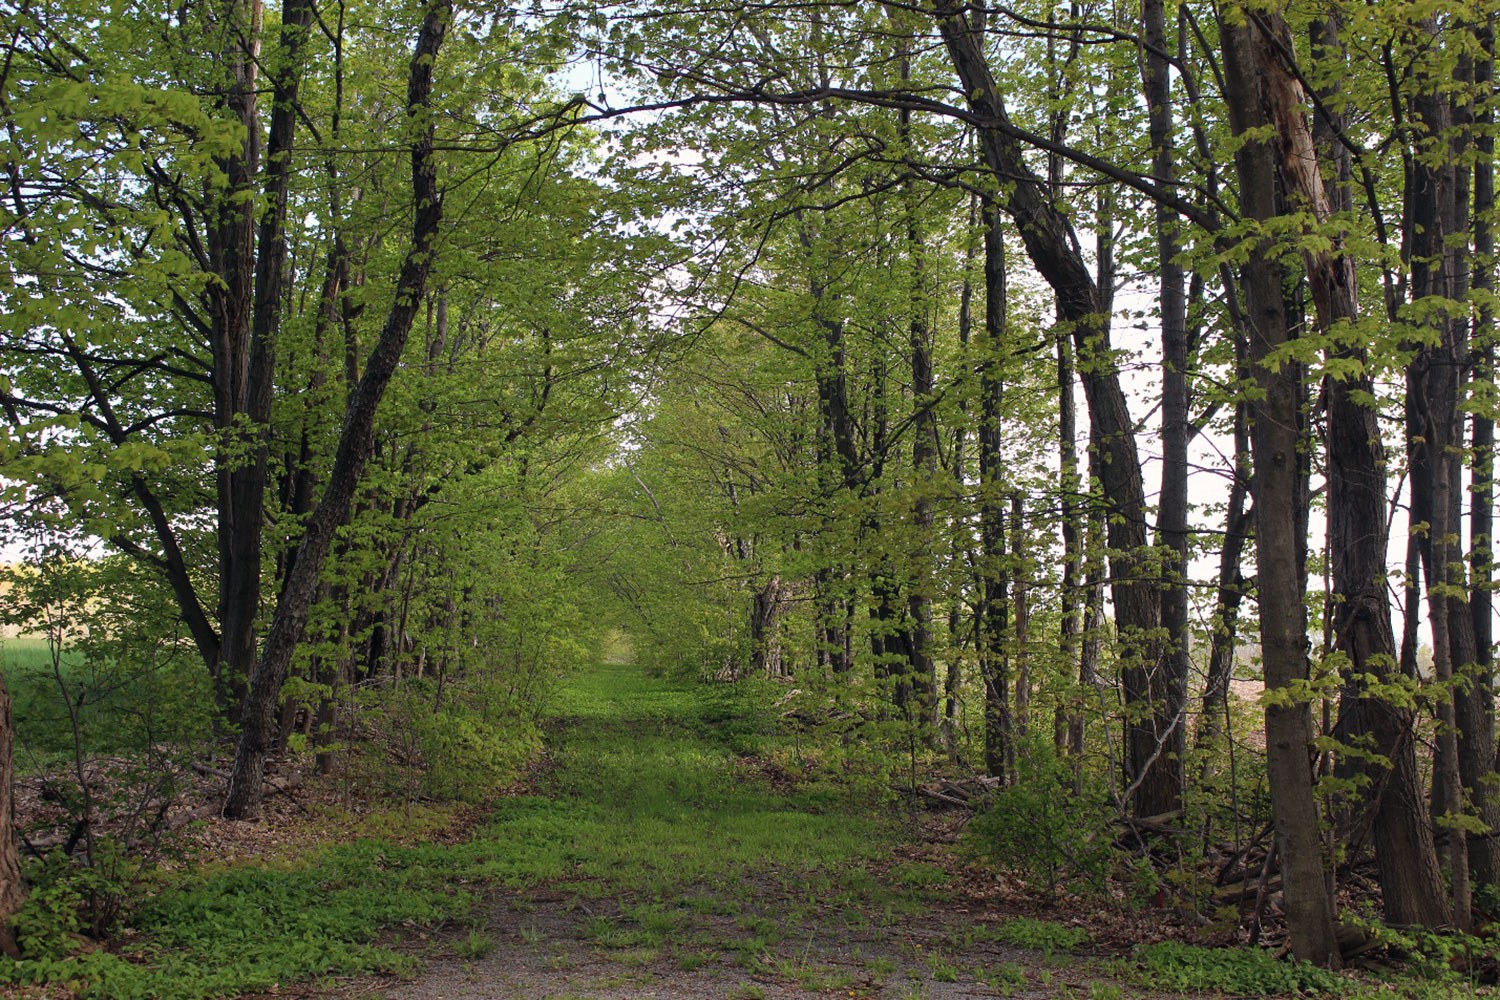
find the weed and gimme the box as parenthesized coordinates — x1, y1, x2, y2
(727, 982, 766, 1000)
(926, 953, 960, 982)
(768, 954, 854, 990)
(455, 930, 496, 960)
(611, 946, 660, 966)
(889, 860, 949, 889)
(974, 961, 1028, 996)
(676, 948, 713, 971)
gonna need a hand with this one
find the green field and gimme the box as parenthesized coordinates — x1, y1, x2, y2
(1, 637, 212, 763)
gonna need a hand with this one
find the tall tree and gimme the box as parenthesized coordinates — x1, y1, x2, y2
(1142, 0, 1190, 821)
(0, 675, 22, 959)
(1219, 4, 1341, 966)
(932, 0, 1175, 816)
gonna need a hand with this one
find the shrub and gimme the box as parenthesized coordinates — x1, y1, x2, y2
(354, 676, 541, 803)
(966, 753, 1112, 895)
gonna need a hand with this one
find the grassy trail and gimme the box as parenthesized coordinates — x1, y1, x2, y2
(336, 661, 1136, 1000)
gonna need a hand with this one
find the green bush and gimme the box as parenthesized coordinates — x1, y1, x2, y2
(357, 676, 541, 803)
(12, 844, 140, 957)
(966, 753, 1112, 895)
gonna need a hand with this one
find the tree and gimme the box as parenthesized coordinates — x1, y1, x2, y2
(931, 0, 1176, 816)
(0, 673, 22, 959)
(1218, 4, 1341, 965)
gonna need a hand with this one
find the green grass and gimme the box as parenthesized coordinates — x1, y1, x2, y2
(0, 660, 891, 998)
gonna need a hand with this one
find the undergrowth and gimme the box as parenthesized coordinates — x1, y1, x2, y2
(1125, 941, 1344, 995)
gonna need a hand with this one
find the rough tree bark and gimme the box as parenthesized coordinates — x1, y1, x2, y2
(208, 0, 318, 713)
(0, 674, 23, 958)
(1406, 16, 1474, 923)
(1470, 16, 1498, 890)
(898, 38, 939, 732)
(1143, 0, 1190, 820)
(980, 201, 1012, 781)
(1264, 11, 1453, 926)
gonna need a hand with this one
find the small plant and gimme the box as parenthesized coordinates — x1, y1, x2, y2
(769, 955, 854, 991)
(676, 948, 712, 971)
(455, 930, 496, 960)
(974, 961, 1028, 996)
(611, 946, 660, 967)
(889, 860, 949, 889)
(926, 953, 959, 982)
(727, 982, 766, 1000)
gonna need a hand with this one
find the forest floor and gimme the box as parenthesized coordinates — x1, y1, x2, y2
(246, 662, 1236, 1000)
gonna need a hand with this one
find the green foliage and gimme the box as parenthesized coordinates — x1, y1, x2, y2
(965, 753, 1112, 895)
(0, 660, 899, 999)
(1351, 920, 1498, 989)
(1, 557, 217, 762)
(11, 843, 140, 958)
(351, 676, 543, 803)
(978, 917, 1090, 956)
(455, 929, 496, 960)
(973, 961, 1028, 995)
(1126, 941, 1343, 995)
(0, 834, 493, 998)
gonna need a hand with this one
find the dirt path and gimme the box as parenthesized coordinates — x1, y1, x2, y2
(293, 664, 1161, 1000)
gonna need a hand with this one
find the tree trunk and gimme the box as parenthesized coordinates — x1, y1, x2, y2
(1469, 16, 1499, 891)
(1219, 6, 1341, 966)
(1143, 0, 1190, 823)
(1010, 493, 1029, 741)
(750, 576, 787, 677)
(1407, 28, 1473, 924)
(1272, 10, 1453, 927)
(208, 0, 262, 713)
(1059, 326, 1084, 769)
(224, 0, 452, 820)
(1195, 400, 1250, 758)
(0, 674, 23, 959)
(980, 202, 1012, 782)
